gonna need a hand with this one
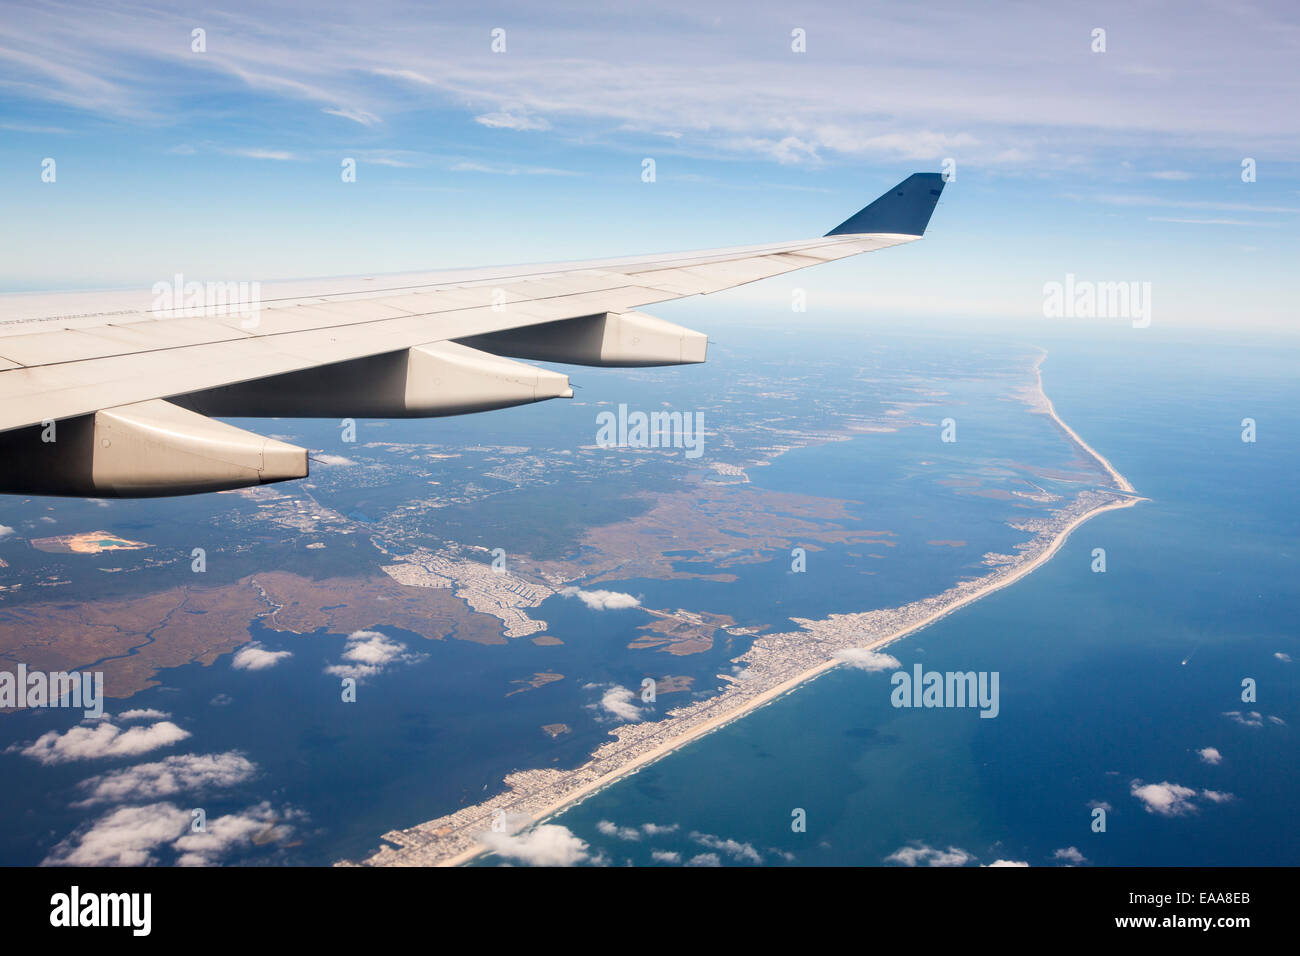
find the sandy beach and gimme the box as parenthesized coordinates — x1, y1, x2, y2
(365, 351, 1144, 868)
(435, 494, 1140, 866)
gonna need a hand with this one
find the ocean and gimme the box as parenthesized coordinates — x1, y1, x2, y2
(534, 323, 1300, 866)
(2, 320, 1294, 868)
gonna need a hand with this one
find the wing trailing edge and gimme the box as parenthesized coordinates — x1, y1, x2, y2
(0, 174, 943, 497)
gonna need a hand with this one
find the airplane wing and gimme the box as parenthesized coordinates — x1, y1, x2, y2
(0, 172, 945, 497)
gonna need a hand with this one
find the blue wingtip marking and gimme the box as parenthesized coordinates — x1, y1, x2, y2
(825, 172, 946, 237)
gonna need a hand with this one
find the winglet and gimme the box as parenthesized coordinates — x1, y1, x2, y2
(825, 172, 946, 237)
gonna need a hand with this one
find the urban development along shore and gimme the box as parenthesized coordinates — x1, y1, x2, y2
(350, 352, 1144, 867)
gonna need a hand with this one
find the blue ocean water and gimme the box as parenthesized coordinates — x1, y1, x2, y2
(3, 322, 1294, 868)
(543, 325, 1300, 866)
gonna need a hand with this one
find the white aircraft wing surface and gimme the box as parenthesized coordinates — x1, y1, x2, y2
(0, 172, 945, 497)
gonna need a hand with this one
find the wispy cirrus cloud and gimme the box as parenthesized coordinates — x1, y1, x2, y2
(4, 0, 1297, 170)
(475, 111, 550, 131)
(450, 160, 579, 176)
(323, 106, 381, 126)
(1148, 217, 1278, 226)
(226, 147, 296, 161)
(1091, 194, 1300, 214)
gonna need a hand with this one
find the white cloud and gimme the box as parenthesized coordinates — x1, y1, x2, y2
(986, 859, 1029, 867)
(1275, 652, 1292, 663)
(44, 802, 189, 866)
(364, 153, 420, 168)
(1196, 746, 1222, 765)
(651, 849, 681, 863)
(641, 822, 679, 836)
(313, 453, 356, 466)
(6, 2, 1298, 173)
(1149, 217, 1272, 227)
(885, 843, 973, 867)
(324, 629, 421, 681)
(691, 831, 763, 864)
(479, 824, 589, 866)
(15, 720, 190, 765)
(323, 106, 380, 126)
(1223, 710, 1262, 727)
(172, 800, 299, 867)
(232, 642, 293, 671)
(0, 524, 13, 539)
(371, 67, 435, 86)
(1130, 780, 1200, 816)
(560, 587, 641, 611)
(1223, 710, 1283, 728)
(475, 111, 550, 131)
(1053, 846, 1087, 865)
(589, 685, 645, 723)
(450, 160, 578, 177)
(685, 852, 721, 867)
(44, 797, 302, 867)
(72, 752, 256, 807)
(1092, 194, 1300, 215)
(834, 648, 901, 672)
(596, 820, 641, 841)
(1200, 789, 1234, 804)
(733, 134, 820, 165)
(227, 147, 296, 161)
(117, 708, 169, 722)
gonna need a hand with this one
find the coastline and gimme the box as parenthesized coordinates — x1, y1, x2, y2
(1032, 351, 1136, 494)
(356, 350, 1143, 868)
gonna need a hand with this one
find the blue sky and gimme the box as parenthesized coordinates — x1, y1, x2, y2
(1, 0, 1296, 329)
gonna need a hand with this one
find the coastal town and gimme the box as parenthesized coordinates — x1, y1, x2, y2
(355, 482, 1142, 868)
(381, 547, 561, 639)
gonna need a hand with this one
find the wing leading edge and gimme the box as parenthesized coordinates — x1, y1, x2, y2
(0, 172, 944, 497)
